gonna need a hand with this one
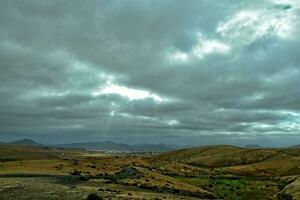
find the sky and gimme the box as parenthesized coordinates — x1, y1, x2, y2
(0, 0, 300, 146)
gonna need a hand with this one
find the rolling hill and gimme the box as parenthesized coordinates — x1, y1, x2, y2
(158, 145, 277, 167)
(1, 143, 300, 199)
(157, 145, 300, 177)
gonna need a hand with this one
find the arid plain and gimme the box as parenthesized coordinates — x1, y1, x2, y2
(1, 144, 300, 200)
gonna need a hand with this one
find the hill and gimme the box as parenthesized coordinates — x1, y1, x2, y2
(158, 145, 277, 167)
(0, 144, 53, 161)
(1, 144, 299, 199)
(157, 145, 300, 177)
(291, 144, 300, 148)
(8, 138, 42, 147)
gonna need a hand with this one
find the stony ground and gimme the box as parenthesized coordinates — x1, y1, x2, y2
(0, 176, 201, 200)
(1, 144, 300, 199)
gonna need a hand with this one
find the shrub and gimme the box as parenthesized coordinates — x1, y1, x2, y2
(78, 176, 89, 181)
(277, 193, 293, 200)
(70, 170, 81, 176)
(87, 193, 103, 200)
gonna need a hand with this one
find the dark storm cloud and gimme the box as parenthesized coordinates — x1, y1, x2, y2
(0, 0, 300, 146)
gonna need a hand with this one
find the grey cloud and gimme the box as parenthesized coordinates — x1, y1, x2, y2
(0, 0, 300, 146)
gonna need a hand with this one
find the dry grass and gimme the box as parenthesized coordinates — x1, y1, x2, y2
(158, 145, 280, 167)
(223, 154, 300, 177)
(1, 144, 300, 199)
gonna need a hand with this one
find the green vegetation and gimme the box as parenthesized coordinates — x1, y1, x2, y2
(0, 144, 299, 199)
(175, 176, 279, 200)
(87, 193, 103, 200)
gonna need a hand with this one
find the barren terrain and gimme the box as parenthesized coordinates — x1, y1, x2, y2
(0, 144, 299, 199)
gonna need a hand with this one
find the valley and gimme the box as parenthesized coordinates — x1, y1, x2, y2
(0, 144, 299, 199)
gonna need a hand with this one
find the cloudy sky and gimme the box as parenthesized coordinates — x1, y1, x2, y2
(1, 0, 300, 146)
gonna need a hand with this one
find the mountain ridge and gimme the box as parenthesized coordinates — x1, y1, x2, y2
(4, 138, 181, 152)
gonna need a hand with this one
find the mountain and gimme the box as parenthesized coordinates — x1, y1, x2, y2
(244, 144, 261, 148)
(8, 138, 42, 147)
(4, 138, 180, 152)
(291, 144, 300, 148)
(55, 141, 180, 152)
(56, 141, 133, 151)
(131, 143, 180, 152)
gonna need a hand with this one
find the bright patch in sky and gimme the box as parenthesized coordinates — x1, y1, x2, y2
(167, 119, 180, 126)
(168, 33, 231, 63)
(193, 34, 231, 58)
(93, 84, 165, 102)
(278, 111, 300, 131)
(217, 7, 297, 43)
(271, 0, 295, 5)
(169, 51, 189, 62)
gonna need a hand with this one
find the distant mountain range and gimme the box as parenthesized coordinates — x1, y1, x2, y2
(244, 144, 262, 148)
(4, 138, 300, 152)
(291, 144, 300, 148)
(56, 141, 180, 152)
(3, 138, 181, 152)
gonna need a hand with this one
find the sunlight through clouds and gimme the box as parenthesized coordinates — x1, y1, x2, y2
(93, 84, 166, 102)
(169, 51, 189, 63)
(192, 33, 231, 58)
(167, 33, 231, 63)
